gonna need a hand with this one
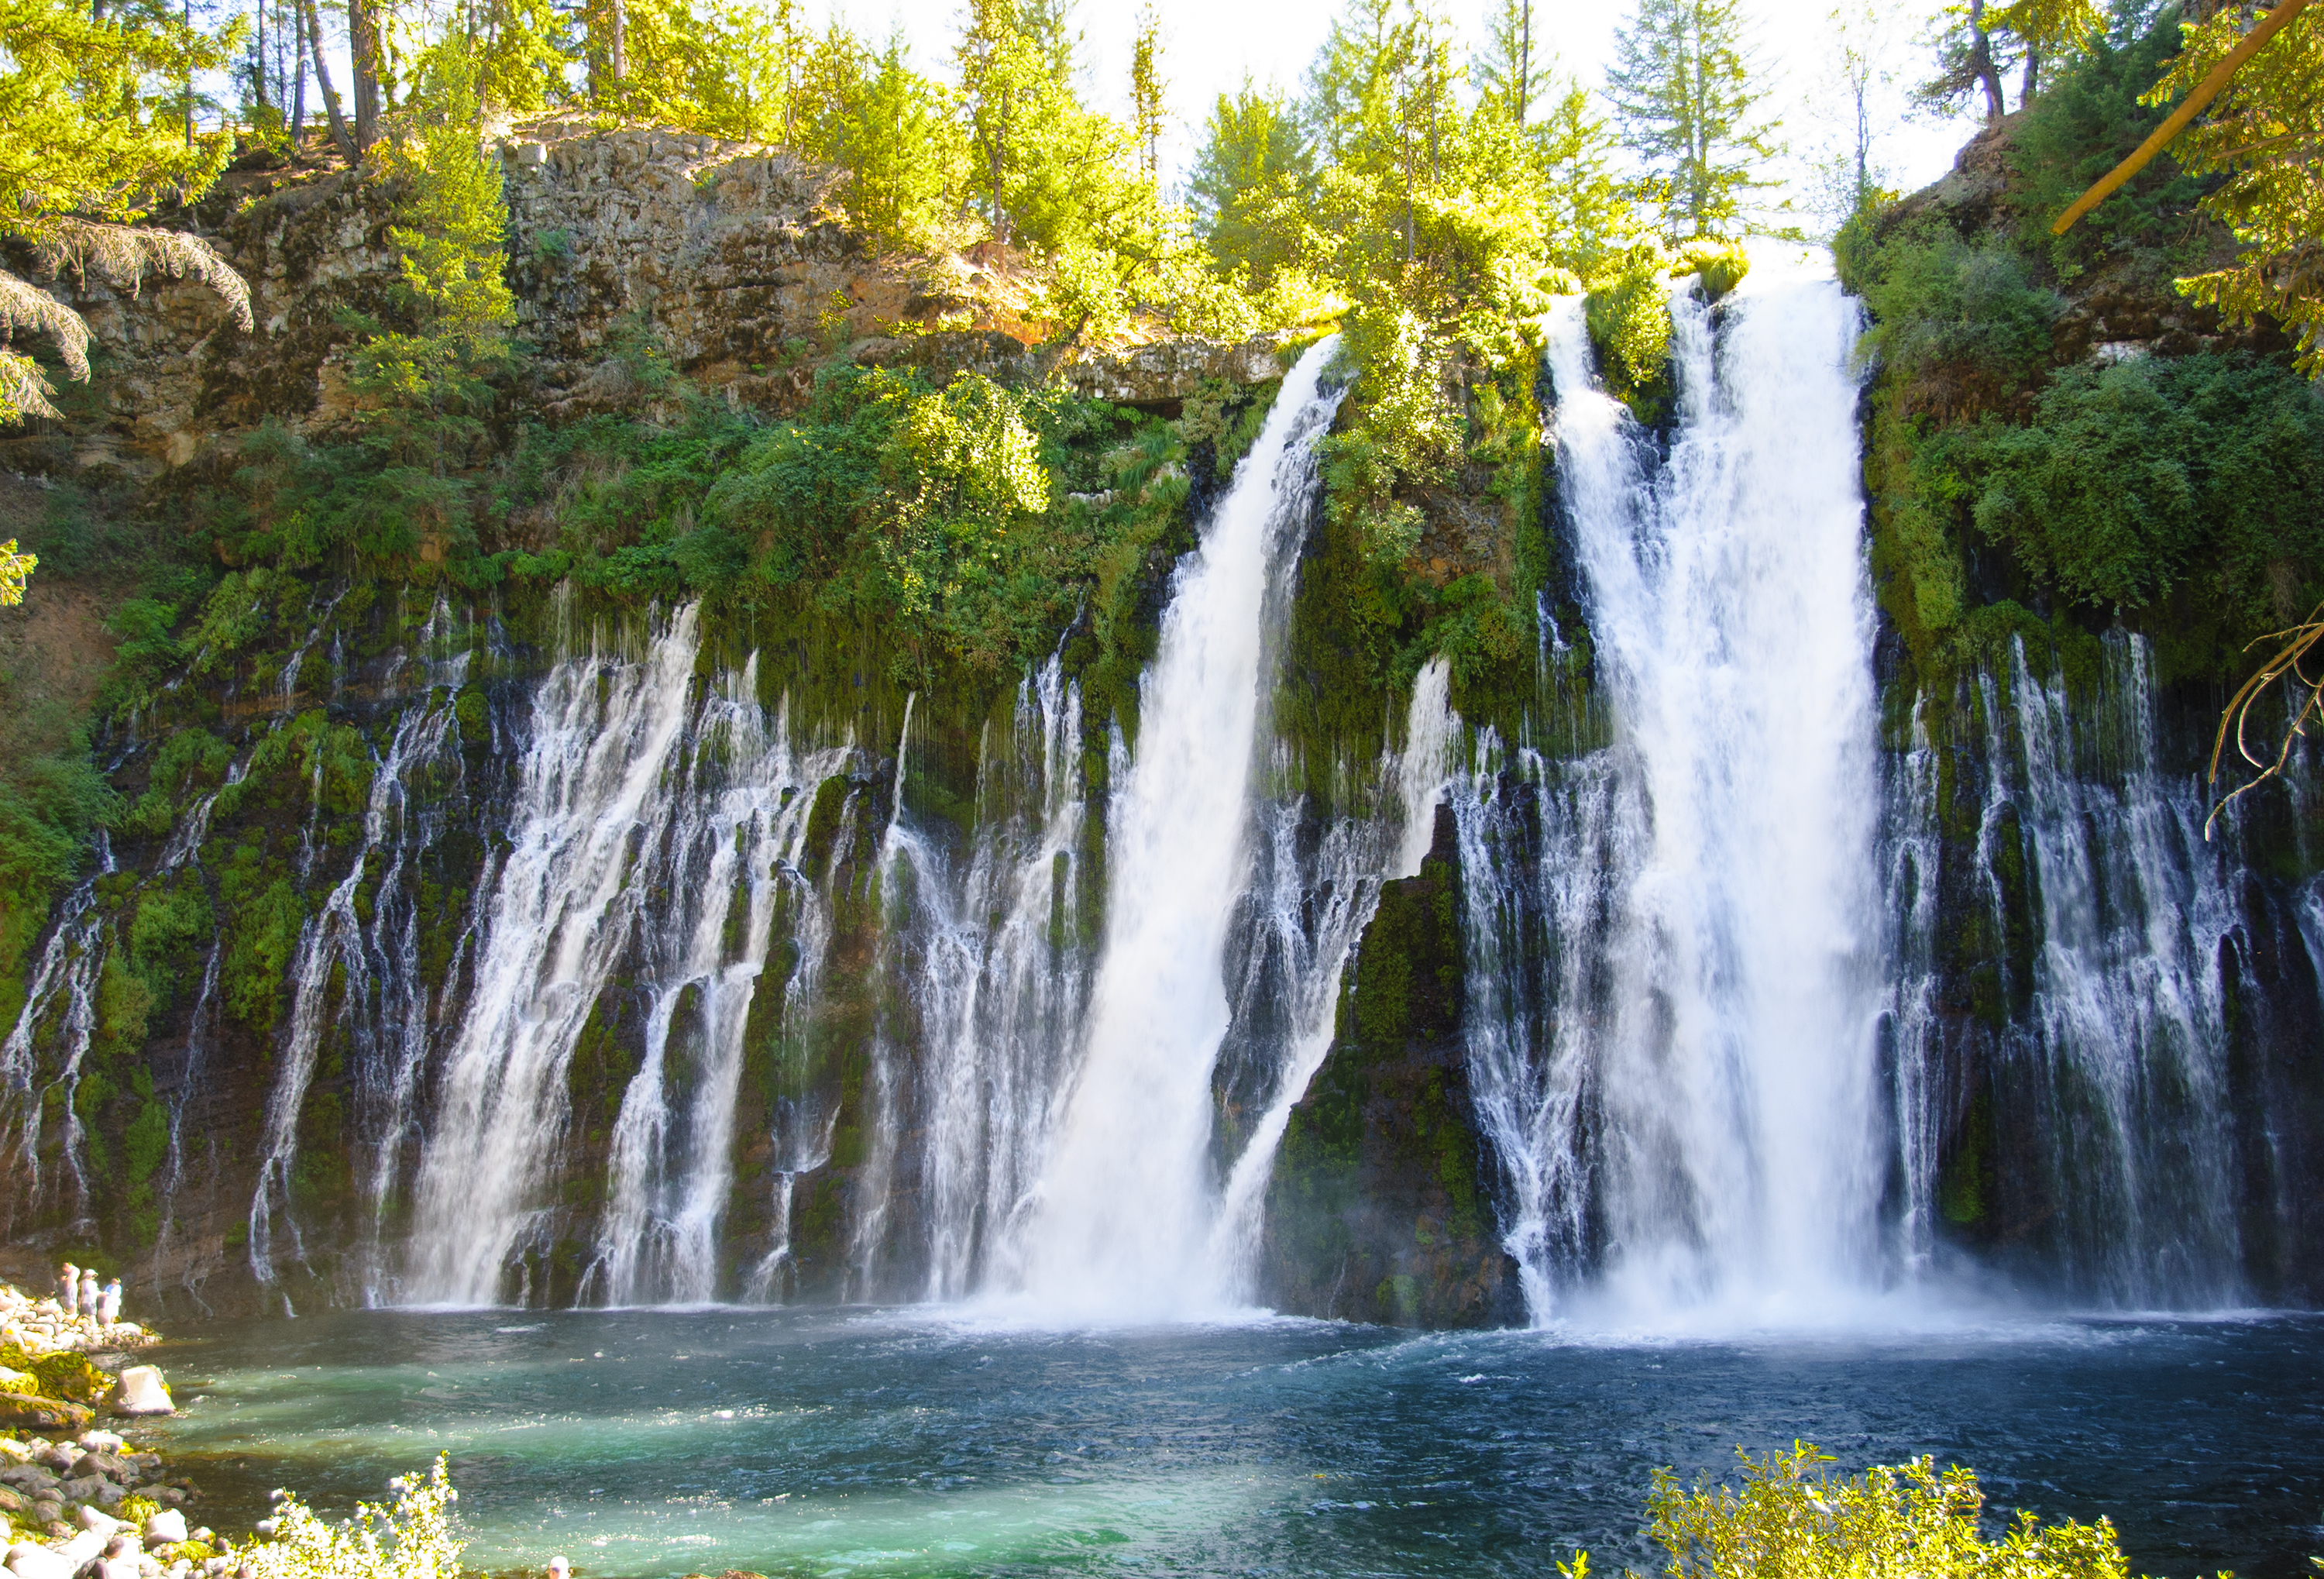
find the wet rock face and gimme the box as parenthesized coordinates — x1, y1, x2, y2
(1260, 808, 1524, 1329)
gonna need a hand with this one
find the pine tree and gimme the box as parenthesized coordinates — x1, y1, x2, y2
(1604, 0, 1779, 239)
(1188, 81, 1315, 287)
(0, 0, 251, 428)
(1474, 0, 1541, 126)
(1130, 5, 1166, 184)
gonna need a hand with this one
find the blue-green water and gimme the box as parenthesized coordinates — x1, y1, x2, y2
(136, 1309, 2324, 1578)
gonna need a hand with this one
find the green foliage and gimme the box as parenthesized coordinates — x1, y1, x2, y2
(1629, 1443, 2147, 1579)
(1966, 352, 2324, 613)
(224, 876, 305, 1031)
(1604, 0, 1781, 241)
(1584, 241, 1676, 422)
(0, 0, 249, 421)
(231, 1455, 464, 1579)
(810, 34, 971, 254)
(2152, 2, 2324, 377)
(129, 881, 212, 1011)
(1847, 221, 2063, 420)
(1188, 83, 1318, 291)
(2003, 16, 2209, 280)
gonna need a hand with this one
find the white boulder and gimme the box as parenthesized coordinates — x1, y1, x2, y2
(109, 1369, 171, 1418)
(140, 1512, 186, 1546)
(2, 1542, 73, 1579)
(74, 1507, 118, 1536)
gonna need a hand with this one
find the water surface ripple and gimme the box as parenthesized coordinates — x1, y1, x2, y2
(140, 1310, 2324, 1578)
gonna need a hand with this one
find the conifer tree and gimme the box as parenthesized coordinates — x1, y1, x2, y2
(1131, 5, 1167, 183)
(1474, 0, 1542, 126)
(1604, 0, 1779, 239)
(1, 0, 252, 428)
(1188, 81, 1315, 287)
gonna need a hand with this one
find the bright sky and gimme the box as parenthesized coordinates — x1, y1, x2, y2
(815, 0, 1987, 225)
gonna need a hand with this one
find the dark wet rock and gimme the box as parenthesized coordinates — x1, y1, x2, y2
(1260, 807, 1524, 1329)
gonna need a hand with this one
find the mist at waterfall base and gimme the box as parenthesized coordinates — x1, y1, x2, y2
(141, 1307, 2324, 1578)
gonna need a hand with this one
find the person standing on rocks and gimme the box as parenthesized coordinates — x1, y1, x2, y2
(77, 1271, 99, 1322)
(99, 1281, 122, 1326)
(57, 1264, 77, 1310)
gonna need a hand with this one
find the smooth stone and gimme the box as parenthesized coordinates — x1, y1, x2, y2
(140, 1514, 185, 1546)
(74, 1434, 122, 1455)
(93, 1559, 141, 1579)
(74, 1507, 118, 1537)
(110, 1371, 170, 1419)
(0, 1395, 91, 1433)
(3, 1543, 73, 1579)
(54, 1530, 102, 1567)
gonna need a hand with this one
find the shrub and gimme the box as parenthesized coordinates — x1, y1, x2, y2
(1965, 353, 2324, 614)
(1593, 1442, 2157, 1579)
(230, 1455, 462, 1579)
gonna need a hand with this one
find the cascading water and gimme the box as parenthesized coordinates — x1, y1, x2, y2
(587, 674, 852, 1306)
(405, 596, 856, 1306)
(1884, 631, 2267, 1306)
(1457, 262, 1887, 1322)
(405, 600, 710, 1303)
(250, 602, 473, 1301)
(889, 657, 1092, 1303)
(1006, 337, 1347, 1315)
(0, 834, 117, 1234)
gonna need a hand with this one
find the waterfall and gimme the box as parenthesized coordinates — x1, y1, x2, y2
(898, 656, 1092, 1302)
(0, 834, 116, 1234)
(1886, 631, 2257, 1306)
(1205, 659, 1459, 1292)
(587, 675, 853, 1306)
(249, 609, 471, 1300)
(1007, 336, 1346, 1316)
(1463, 262, 1886, 1322)
(405, 602, 708, 1304)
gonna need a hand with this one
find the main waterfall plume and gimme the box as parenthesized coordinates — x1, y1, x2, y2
(1463, 258, 1887, 1322)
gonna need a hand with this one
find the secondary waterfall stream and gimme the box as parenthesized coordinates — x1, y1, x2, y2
(1007, 337, 1347, 1315)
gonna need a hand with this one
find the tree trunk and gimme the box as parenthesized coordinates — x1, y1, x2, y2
(304, 0, 359, 163)
(350, 0, 378, 151)
(1968, 0, 2006, 122)
(610, 0, 627, 88)
(292, 0, 308, 145)
(1517, 0, 1531, 126)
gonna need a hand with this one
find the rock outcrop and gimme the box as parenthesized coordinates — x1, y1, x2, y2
(1260, 809, 1524, 1328)
(0, 121, 1286, 487)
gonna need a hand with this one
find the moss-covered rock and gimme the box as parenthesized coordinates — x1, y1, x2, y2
(1260, 807, 1521, 1328)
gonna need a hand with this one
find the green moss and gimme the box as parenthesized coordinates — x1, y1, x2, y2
(800, 776, 851, 879)
(454, 683, 489, 745)
(27, 1353, 106, 1404)
(1584, 246, 1676, 427)
(1939, 1093, 1997, 1229)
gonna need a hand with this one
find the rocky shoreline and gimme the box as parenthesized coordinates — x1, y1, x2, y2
(0, 1282, 221, 1579)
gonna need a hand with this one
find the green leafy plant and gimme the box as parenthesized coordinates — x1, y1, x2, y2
(1587, 1442, 2167, 1579)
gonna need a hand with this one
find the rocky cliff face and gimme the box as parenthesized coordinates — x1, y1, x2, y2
(0, 120, 1285, 487)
